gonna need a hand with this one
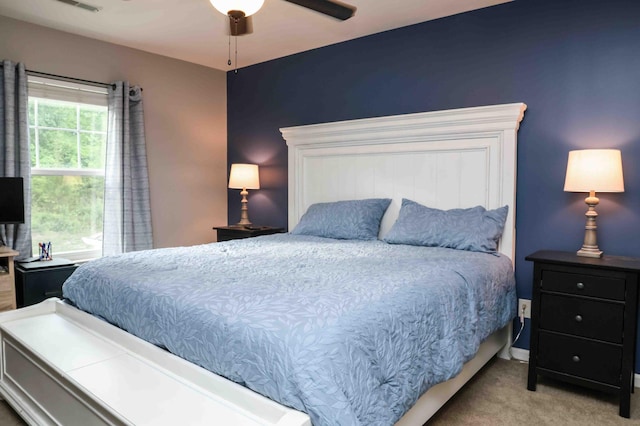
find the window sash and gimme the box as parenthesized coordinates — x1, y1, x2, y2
(29, 98, 108, 170)
(31, 168, 104, 177)
(28, 76, 108, 107)
(30, 173, 105, 262)
(58, 248, 102, 263)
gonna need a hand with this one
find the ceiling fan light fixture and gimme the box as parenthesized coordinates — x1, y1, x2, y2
(210, 0, 264, 17)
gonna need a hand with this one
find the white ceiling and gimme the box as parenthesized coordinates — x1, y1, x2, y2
(0, 0, 510, 71)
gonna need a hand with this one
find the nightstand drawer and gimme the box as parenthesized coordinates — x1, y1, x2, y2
(217, 231, 250, 242)
(539, 294, 624, 343)
(213, 226, 285, 242)
(542, 269, 625, 300)
(538, 332, 622, 386)
(25, 275, 65, 300)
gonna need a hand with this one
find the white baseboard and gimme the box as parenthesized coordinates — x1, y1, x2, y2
(509, 347, 529, 362)
(507, 347, 640, 388)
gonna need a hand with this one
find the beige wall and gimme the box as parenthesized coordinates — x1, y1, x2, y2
(0, 15, 227, 248)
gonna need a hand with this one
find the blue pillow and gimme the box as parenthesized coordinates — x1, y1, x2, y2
(291, 199, 391, 240)
(384, 199, 509, 254)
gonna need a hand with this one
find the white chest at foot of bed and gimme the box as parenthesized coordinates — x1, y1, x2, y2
(0, 299, 310, 426)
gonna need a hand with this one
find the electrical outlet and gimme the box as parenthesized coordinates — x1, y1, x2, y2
(518, 298, 531, 319)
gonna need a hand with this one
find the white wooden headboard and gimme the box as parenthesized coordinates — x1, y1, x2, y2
(280, 103, 527, 260)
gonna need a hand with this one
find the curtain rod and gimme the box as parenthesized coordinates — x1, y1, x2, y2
(1, 63, 142, 91)
(27, 70, 115, 90)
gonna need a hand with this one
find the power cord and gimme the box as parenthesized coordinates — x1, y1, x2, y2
(508, 303, 527, 362)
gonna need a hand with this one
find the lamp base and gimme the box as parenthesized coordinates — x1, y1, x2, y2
(577, 191, 603, 258)
(236, 188, 252, 226)
(577, 247, 603, 258)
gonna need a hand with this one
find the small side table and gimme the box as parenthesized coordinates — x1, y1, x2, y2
(526, 250, 640, 418)
(213, 226, 285, 242)
(15, 258, 78, 308)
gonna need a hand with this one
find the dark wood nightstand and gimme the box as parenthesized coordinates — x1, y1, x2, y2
(526, 250, 640, 418)
(213, 226, 285, 242)
(15, 258, 78, 308)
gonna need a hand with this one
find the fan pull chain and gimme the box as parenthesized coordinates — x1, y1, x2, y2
(227, 15, 239, 74)
(226, 12, 242, 73)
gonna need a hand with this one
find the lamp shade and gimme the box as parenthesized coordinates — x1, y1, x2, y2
(210, 0, 264, 16)
(564, 149, 624, 193)
(228, 163, 260, 190)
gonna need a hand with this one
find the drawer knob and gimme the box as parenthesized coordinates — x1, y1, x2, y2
(572, 355, 581, 363)
(575, 315, 583, 322)
(576, 282, 585, 290)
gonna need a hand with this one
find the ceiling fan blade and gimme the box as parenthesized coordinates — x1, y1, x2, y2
(283, 0, 356, 21)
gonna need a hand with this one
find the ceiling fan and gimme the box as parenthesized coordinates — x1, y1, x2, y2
(210, 0, 357, 36)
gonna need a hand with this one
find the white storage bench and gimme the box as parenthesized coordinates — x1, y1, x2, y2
(0, 299, 310, 426)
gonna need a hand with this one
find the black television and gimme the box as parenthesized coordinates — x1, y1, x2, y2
(0, 177, 25, 224)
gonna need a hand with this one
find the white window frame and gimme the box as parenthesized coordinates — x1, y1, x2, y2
(28, 76, 108, 262)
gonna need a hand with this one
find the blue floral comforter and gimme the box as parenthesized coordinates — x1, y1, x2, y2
(63, 234, 516, 426)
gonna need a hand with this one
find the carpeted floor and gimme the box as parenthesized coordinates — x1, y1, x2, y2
(428, 358, 640, 425)
(1, 358, 638, 425)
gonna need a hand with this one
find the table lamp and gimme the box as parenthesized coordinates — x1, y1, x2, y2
(563, 149, 624, 258)
(228, 163, 260, 226)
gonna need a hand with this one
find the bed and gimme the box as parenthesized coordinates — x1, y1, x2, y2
(0, 102, 526, 426)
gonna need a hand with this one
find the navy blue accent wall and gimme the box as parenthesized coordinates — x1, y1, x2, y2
(228, 0, 640, 363)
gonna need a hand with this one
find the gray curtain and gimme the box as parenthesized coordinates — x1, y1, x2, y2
(0, 60, 31, 258)
(103, 81, 153, 256)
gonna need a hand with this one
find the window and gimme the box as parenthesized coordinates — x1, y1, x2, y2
(28, 77, 108, 261)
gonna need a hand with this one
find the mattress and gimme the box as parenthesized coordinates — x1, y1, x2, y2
(62, 234, 516, 426)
